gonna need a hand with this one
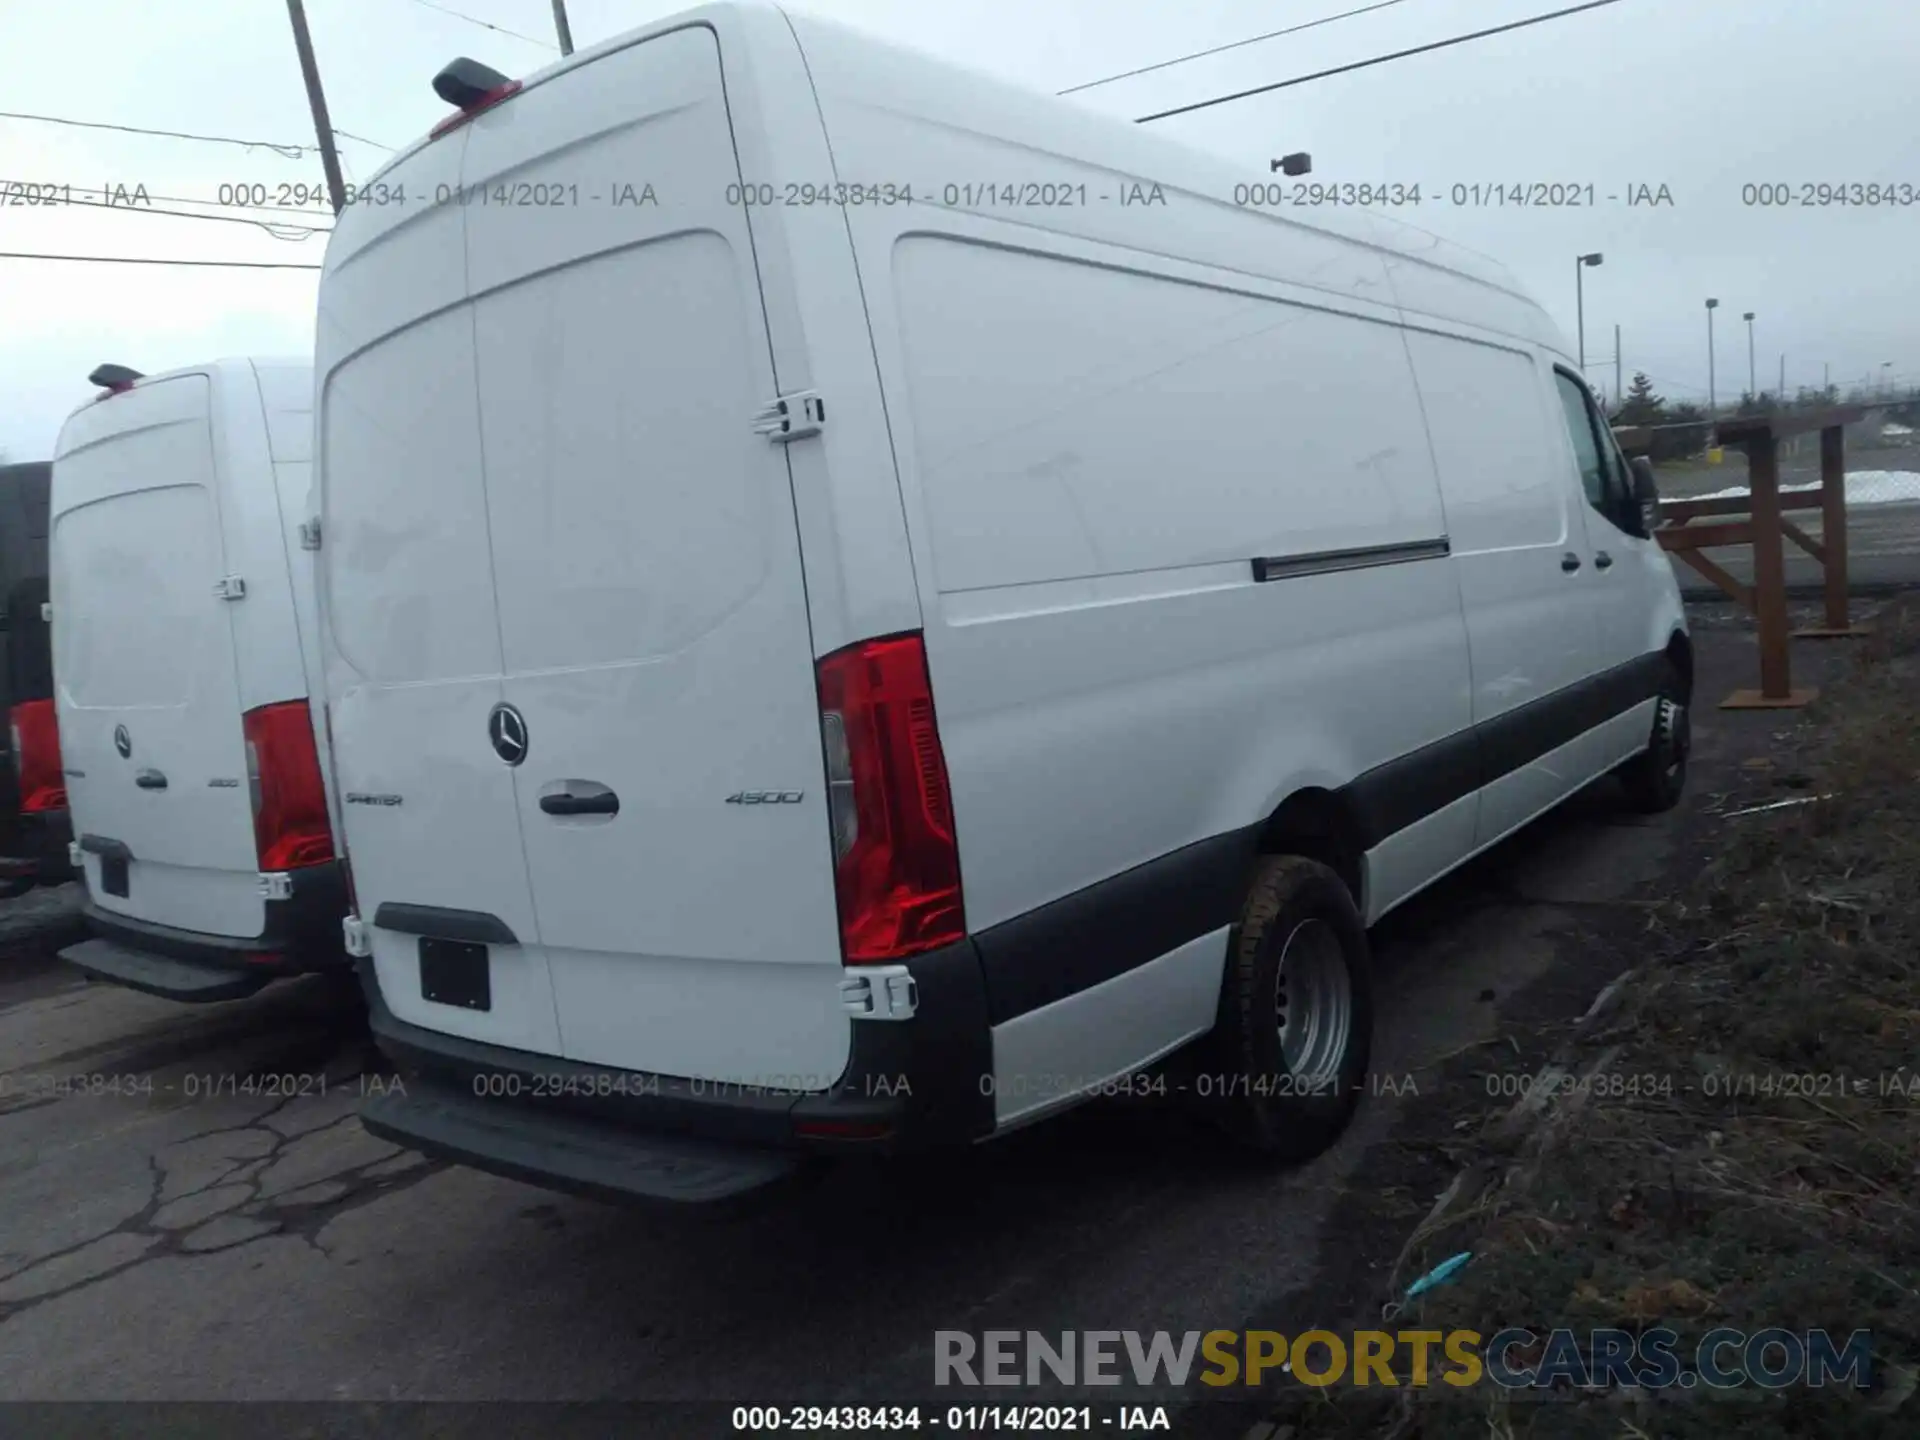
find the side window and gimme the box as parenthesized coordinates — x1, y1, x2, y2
(1552, 371, 1606, 509)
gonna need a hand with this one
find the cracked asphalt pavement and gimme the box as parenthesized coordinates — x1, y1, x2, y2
(0, 615, 1864, 1412)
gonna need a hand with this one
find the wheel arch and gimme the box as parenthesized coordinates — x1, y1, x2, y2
(1665, 628, 1694, 702)
(1253, 787, 1367, 914)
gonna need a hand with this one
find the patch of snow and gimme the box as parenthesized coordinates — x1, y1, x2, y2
(1690, 470, 1920, 508)
(1882, 422, 1913, 437)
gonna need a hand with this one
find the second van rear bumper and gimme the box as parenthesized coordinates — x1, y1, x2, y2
(64, 859, 351, 1001)
(359, 938, 998, 1202)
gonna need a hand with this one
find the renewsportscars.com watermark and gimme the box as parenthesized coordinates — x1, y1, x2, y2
(934, 1328, 1877, 1391)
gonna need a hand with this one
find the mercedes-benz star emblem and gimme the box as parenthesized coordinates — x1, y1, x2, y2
(486, 703, 528, 766)
(113, 724, 132, 759)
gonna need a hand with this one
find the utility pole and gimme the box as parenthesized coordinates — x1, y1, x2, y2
(1614, 323, 1622, 404)
(285, 0, 347, 215)
(551, 0, 575, 54)
(1779, 353, 1785, 397)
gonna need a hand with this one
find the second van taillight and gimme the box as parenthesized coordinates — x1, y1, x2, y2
(10, 700, 66, 814)
(243, 701, 334, 870)
(816, 633, 964, 964)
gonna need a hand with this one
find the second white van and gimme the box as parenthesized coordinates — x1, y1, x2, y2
(325, 3, 1690, 1206)
(53, 359, 350, 1003)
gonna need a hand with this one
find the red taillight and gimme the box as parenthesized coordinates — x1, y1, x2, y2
(243, 701, 334, 870)
(815, 633, 964, 964)
(10, 700, 66, 814)
(429, 79, 524, 139)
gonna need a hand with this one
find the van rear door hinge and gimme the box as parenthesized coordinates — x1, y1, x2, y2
(213, 575, 247, 600)
(751, 391, 825, 444)
(298, 518, 322, 550)
(839, 965, 917, 1021)
(39, 602, 52, 623)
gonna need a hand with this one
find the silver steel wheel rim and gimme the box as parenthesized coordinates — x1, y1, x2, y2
(1657, 698, 1689, 780)
(1273, 918, 1353, 1080)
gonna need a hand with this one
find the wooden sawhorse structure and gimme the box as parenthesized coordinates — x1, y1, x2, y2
(1642, 407, 1871, 710)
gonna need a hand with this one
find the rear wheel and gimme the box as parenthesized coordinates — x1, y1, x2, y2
(1617, 665, 1690, 813)
(1202, 855, 1373, 1160)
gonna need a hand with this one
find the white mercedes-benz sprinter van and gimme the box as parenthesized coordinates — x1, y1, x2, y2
(326, 3, 1690, 1206)
(52, 360, 350, 1003)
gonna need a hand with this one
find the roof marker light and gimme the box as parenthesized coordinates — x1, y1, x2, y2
(429, 58, 521, 139)
(88, 363, 143, 395)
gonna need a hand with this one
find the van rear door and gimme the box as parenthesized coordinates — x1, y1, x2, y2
(317, 121, 563, 1056)
(52, 376, 263, 937)
(459, 26, 850, 1086)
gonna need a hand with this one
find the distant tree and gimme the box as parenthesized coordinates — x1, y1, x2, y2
(1650, 401, 1711, 462)
(1615, 372, 1666, 425)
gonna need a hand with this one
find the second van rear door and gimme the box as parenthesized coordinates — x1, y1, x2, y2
(459, 25, 851, 1087)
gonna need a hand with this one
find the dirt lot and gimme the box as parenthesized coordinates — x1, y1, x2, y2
(1242, 598, 1920, 1439)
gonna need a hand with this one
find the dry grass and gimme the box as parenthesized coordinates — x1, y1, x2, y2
(1280, 598, 1920, 1438)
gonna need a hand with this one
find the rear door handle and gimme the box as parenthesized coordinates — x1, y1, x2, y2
(134, 769, 168, 790)
(538, 782, 619, 818)
(1560, 552, 1583, 573)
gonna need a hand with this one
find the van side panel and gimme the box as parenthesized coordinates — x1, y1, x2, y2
(879, 234, 1472, 936)
(784, 53, 1476, 1086)
(1401, 332, 1607, 850)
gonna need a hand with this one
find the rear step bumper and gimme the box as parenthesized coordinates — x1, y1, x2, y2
(58, 937, 276, 1003)
(359, 936, 998, 1194)
(361, 1078, 814, 1210)
(65, 859, 351, 1001)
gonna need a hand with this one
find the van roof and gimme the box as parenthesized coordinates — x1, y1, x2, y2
(54, 357, 313, 464)
(364, 1, 1568, 358)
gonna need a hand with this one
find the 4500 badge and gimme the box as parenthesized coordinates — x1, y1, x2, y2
(726, 790, 805, 805)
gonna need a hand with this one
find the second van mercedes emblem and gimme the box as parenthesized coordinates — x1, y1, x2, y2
(486, 703, 528, 766)
(113, 724, 132, 759)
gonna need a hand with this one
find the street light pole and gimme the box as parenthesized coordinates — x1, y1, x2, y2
(1743, 311, 1756, 399)
(550, 0, 574, 53)
(1705, 298, 1720, 417)
(1615, 323, 1622, 404)
(1575, 253, 1602, 371)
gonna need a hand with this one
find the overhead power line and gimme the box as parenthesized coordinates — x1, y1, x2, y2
(0, 184, 328, 238)
(0, 179, 335, 218)
(333, 127, 394, 151)
(402, 0, 557, 49)
(1135, 0, 1627, 124)
(0, 108, 309, 157)
(1060, 0, 1416, 96)
(0, 251, 322, 270)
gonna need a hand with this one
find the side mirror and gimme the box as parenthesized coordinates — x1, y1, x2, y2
(1629, 456, 1661, 537)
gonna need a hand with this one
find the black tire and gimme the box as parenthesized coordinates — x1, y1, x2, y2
(1201, 855, 1373, 1160)
(1617, 664, 1690, 814)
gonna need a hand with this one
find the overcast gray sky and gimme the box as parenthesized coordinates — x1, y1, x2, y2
(2, 0, 1914, 458)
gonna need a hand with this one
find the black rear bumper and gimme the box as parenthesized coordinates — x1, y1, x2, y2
(63, 858, 350, 1002)
(358, 936, 997, 1204)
